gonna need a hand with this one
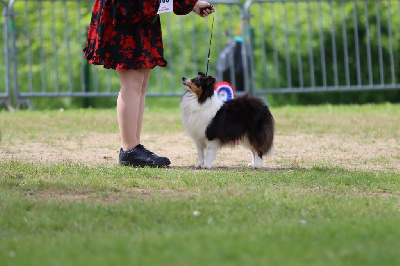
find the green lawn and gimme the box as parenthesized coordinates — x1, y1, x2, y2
(0, 101, 399, 265)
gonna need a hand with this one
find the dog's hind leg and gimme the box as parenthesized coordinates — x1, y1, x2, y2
(252, 153, 263, 169)
(248, 150, 263, 169)
(195, 142, 205, 169)
(203, 140, 220, 169)
(241, 136, 260, 169)
(248, 150, 256, 168)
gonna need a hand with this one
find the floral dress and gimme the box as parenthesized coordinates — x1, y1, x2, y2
(83, 0, 197, 70)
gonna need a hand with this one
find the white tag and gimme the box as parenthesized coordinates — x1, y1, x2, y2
(157, 0, 173, 14)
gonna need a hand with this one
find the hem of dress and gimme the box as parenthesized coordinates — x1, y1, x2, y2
(83, 50, 167, 70)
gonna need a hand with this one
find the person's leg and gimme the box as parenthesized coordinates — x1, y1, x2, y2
(116, 68, 150, 151)
(135, 69, 151, 145)
(116, 68, 170, 167)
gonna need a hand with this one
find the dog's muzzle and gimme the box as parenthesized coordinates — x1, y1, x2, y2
(182, 77, 189, 86)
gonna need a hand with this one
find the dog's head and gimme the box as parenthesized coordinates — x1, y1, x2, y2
(182, 72, 216, 104)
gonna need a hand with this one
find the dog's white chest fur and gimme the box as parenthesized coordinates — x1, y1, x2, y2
(180, 91, 222, 141)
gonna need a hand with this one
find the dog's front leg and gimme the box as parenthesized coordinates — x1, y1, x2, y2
(203, 140, 220, 169)
(195, 142, 205, 169)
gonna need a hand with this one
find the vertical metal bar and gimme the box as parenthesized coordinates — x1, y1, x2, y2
(77, 1, 83, 93)
(8, 0, 21, 107)
(156, 64, 162, 93)
(215, 7, 221, 63)
(375, 1, 384, 85)
(329, 1, 338, 87)
(179, 17, 185, 77)
(240, 5, 250, 94)
(387, 0, 395, 84)
(51, 2, 60, 93)
(24, 0, 33, 93)
(271, 2, 280, 88)
(78, 1, 86, 93)
(191, 14, 198, 74)
(243, 0, 255, 95)
(341, 0, 350, 86)
(38, 1, 46, 92)
(93, 63, 98, 92)
(352, 0, 361, 86)
(167, 12, 174, 93)
(318, 1, 327, 87)
(295, 2, 303, 89)
(106, 69, 111, 93)
(283, 2, 291, 89)
(306, 1, 315, 88)
(3, 3, 10, 101)
(364, 1, 372, 85)
(64, 1, 73, 92)
(228, 4, 236, 90)
(259, 2, 268, 89)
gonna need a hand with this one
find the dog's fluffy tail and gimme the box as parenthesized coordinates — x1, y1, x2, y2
(251, 105, 274, 158)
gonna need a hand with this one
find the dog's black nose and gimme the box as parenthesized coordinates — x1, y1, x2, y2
(182, 77, 185, 81)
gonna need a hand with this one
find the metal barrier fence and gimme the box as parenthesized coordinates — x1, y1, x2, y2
(1, 0, 399, 109)
(3, 0, 246, 108)
(1, 0, 12, 110)
(243, 0, 400, 95)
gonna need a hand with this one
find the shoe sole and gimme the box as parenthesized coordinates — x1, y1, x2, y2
(119, 161, 170, 168)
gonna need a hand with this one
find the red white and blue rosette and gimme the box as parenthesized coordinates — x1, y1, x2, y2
(214, 82, 235, 102)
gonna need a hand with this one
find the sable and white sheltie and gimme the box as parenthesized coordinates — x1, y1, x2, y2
(180, 72, 274, 169)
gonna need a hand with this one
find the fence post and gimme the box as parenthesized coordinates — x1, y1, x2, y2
(1, 0, 13, 110)
(242, 0, 255, 97)
(83, 39, 93, 108)
(8, 0, 31, 109)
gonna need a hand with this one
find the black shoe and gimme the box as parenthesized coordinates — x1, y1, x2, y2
(119, 144, 171, 168)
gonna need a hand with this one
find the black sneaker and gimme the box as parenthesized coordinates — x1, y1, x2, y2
(119, 144, 171, 168)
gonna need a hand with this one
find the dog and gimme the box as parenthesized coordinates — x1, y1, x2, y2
(180, 72, 274, 169)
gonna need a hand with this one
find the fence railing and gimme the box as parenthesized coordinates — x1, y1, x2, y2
(243, 0, 400, 95)
(1, 0, 399, 109)
(2, 0, 246, 109)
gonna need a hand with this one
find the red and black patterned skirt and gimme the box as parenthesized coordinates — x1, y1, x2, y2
(83, 0, 196, 70)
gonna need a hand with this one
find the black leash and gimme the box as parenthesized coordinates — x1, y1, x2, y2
(206, 15, 214, 76)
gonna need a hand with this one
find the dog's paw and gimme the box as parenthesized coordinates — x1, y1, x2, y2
(195, 163, 204, 169)
(203, 164, 213, 169)
(248, 163, 261, 169)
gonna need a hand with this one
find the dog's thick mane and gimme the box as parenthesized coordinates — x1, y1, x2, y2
(180, 89, 223, 141)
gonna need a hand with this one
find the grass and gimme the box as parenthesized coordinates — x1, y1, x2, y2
(1, 101, 400, 265)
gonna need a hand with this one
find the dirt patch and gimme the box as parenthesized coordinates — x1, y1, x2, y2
(1, 131, 399, 173)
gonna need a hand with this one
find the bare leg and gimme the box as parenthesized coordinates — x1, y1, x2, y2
(135, 70, 151, 145)
(117, 68, 151, 151)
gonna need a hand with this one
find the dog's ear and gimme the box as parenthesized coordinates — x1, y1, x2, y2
(198, 72, 206, 77)
(206, 76, 216, 86)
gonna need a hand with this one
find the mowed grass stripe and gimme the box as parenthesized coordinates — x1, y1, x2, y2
(1, 161, 399, 194)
